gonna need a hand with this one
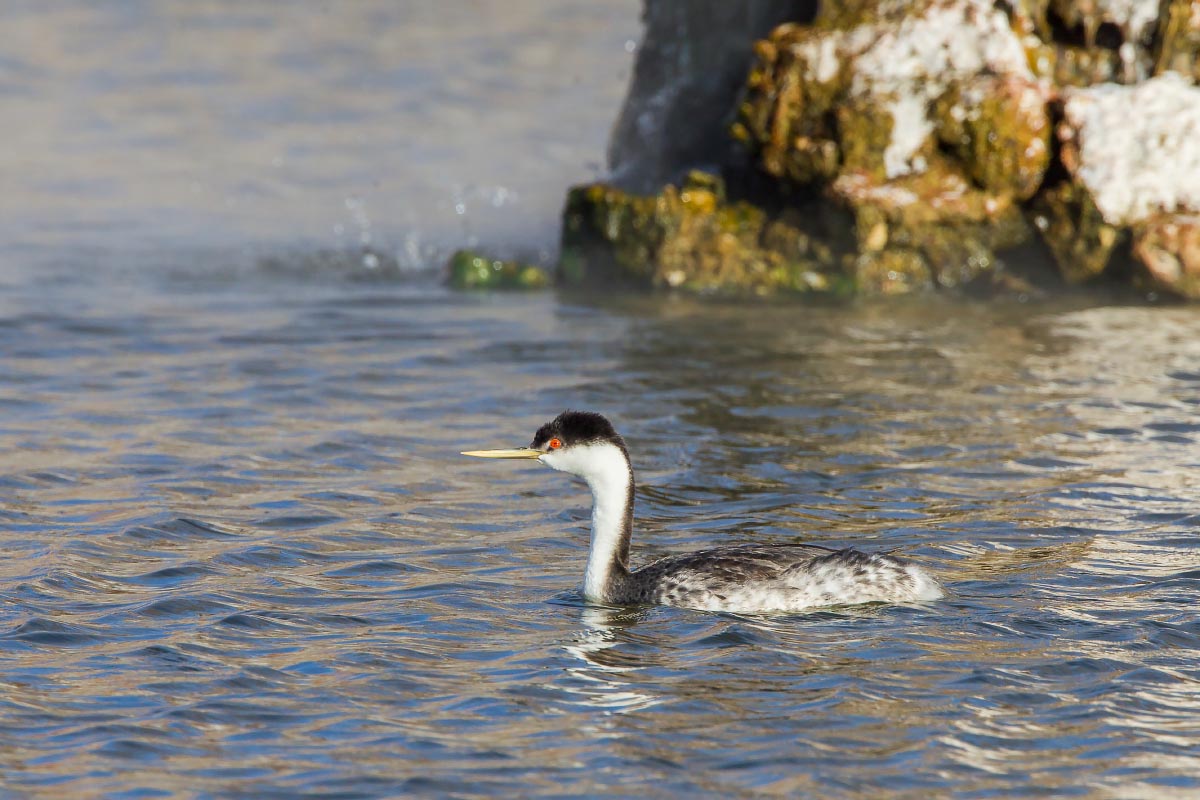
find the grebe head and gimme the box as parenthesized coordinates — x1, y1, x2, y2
(530, 411, 629, 479)
(462, 411, 636, 601)
(462, 410, 630, 482)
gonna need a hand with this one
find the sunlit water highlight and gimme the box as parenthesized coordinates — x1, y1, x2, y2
(3, 267, 1200, 797)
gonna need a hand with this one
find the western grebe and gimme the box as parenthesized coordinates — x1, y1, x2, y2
(463, 411, 943, 613)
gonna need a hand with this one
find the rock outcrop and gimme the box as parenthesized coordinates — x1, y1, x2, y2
(558, 0, 1200, 298)
(562, 171, 845, 294)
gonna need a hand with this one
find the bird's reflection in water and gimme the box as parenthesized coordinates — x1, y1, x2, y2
(560, 605, 664, 713)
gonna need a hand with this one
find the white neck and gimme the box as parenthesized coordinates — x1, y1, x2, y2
(539, 442, 633, 602)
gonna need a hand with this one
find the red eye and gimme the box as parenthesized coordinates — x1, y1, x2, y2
(548, 437, 563, 450)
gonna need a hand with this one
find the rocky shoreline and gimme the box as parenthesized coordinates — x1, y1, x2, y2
(555, 0, 1200, 298)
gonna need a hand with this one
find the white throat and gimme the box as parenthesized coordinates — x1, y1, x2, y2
(540, 442, 632, 602)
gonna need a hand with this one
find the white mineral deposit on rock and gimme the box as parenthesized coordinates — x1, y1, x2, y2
(848, 0, 1033, 178)
(1063, 72, 1200, 225)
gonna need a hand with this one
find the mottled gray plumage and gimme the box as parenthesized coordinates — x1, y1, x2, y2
(612, 543, 835, 604)
(611, 543, 938, 612)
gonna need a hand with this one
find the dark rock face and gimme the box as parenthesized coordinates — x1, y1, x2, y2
(607, 1, 818, 194)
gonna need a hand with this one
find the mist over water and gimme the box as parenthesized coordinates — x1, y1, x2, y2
(0, 2, 639, 270)
(3, 3, 1200, 798)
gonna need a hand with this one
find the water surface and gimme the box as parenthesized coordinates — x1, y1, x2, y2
(3, 1, 1200, 796)
(3, 267, 1200, 797)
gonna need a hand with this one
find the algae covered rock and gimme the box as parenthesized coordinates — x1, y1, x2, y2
(728, 0, 1200, 296)
(933, 76, 1051, 201)
(559, 0, 1200, 298)
(561, 172, 844, 294)
(733, 20, 850, 184)
(852, 248, 934, 295)
(731, 0, 1047, 294)
(447, 250, 549, 290)
(738, 0, 1039, 184)
(833, 162, 1030, 291)
(1013, 0, 1175, 86)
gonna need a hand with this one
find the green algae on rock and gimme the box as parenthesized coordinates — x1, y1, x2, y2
(932, 76, 1051, 201)
(447, 250, 549, 290)
(729, 0, 1047, 294)
(1016, 0, 1171, 87)
(738, 0, 1037, 183)
(561, 172, 846, 295)
(833, 162, 1030, 292)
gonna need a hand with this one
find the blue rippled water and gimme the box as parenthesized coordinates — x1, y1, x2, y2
(4, 1, 1200, 796)
(3, 265, 1200, 797)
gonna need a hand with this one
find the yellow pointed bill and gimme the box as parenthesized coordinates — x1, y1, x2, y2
(461, 447, 543, 459)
